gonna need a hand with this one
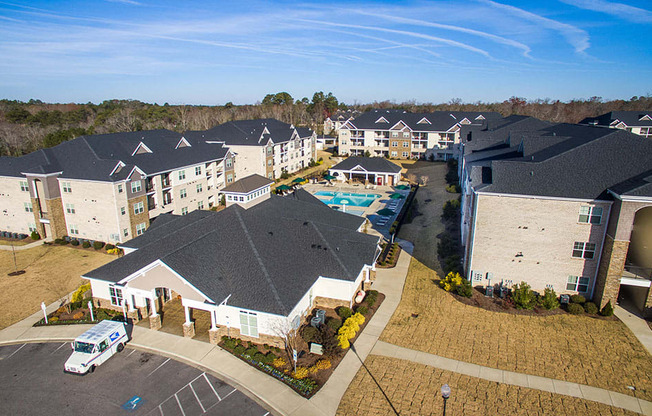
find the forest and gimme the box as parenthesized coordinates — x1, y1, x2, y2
(0, 92, 649, 157)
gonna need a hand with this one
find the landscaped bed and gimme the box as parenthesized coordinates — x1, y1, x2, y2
(377, 242, 401, 268)
(218, 290, 385, 397)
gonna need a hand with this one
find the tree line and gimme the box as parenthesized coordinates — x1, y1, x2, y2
(0, 94, 649, 157)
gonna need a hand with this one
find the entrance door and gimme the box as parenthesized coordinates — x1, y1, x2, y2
(377, 177, 383, 185)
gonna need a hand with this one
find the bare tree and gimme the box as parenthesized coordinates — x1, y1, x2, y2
(270, 316, 301, 363)
(406, 173, 417, 184)
(420, 175, 429, 186)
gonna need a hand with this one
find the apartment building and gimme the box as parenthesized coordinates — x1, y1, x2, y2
(323, 110, 358, 134)
(185, 119, 316, 180)
(580, 111, 652, 137)
(337, 109, 501, 160)
(459, 120, 652, 315)
(0, 129, 234, 243)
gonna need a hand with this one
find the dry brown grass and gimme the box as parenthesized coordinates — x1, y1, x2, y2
(337, 356, 639, 416)
(273, 150, 337, 188)
(0, 245, 113, 329)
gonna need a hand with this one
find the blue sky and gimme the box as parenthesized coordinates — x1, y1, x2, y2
(0, 0, 650, 105)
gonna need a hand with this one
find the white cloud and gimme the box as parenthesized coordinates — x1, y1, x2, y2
(559, 0, 652, 23)
(480, 0, 590, 53)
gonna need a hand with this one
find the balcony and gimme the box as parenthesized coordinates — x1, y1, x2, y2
(622, 265, 652, 282)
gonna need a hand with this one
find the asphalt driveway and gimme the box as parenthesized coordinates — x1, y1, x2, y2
(0, 342, 269, 415)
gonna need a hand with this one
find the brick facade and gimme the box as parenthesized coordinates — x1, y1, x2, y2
(594, 235, 629, 308)
(210, 326, 285, 348)
(128, 194, 150, 237)
(46, 197, 67, 238)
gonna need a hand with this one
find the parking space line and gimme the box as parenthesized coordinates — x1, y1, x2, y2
(221, 388, 236, 401)
(174, 393, 185, 416)
(262, 412, 270, 416)
(157, 404, 164, 416)
(50, 342, 68, 354)
(202, 373, 221, 401)
(127, 349, 136, 358)
(147, 358, 170, 377)
(188, 382, 206, 413)
(6, 344, 26, 359)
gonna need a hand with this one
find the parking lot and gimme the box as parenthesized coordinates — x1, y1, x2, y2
(0, 342, 269, 415)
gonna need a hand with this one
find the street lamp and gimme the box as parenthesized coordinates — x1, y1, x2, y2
(441, 384, 451, 416)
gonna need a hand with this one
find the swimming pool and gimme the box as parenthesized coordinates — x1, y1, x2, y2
(314, 191, 380, 207)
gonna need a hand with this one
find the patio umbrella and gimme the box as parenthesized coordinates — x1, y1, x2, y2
(395, 185, 410, 190)
(323, 174, 336, 181)
(389, 193, 405, 199)
(377, 208, 395, 216)
(277, 184, 291, 191)
(292, 177, 306, 184)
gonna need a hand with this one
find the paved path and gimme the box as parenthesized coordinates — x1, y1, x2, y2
(370, 340, 652, 415)
(0, 239, 49, 251)
(615, 305, 652, 355)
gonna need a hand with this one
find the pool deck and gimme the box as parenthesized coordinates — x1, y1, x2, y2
(301, 181, 411, 238)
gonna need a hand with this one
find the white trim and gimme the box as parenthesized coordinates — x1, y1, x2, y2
(109, 161, 125, 177)
(18, 171, 63, 177)
(375, 116, 389, 123)
(389, 120, 412, 131)
(475, 190, 614, 205)
(620, 277, 652, 288)
(417, 117, 431, 125)
(175, 137, 192, 149)
(132, 142, 153, 156)
(639, 114, 652, 121)
(125, 165, 146, 181)
(607, 189, 652, 203)
(475, 115, 485, 120)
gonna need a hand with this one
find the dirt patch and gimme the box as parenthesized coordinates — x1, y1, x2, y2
(0, 245, 113, 329)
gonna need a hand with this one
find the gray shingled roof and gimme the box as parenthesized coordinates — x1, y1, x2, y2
(87, 194, 377, 316)
(330, 157, 402, 174)
(184, 119, 310, 147)
(580, 111, 652, 128)
(0, 129, 229, 182)
(221, 174, 273, 193)
(344, 109, 502, 132)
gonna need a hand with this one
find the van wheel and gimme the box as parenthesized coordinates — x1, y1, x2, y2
(88, 365, 96, 374)
(117, 343, 124, 352)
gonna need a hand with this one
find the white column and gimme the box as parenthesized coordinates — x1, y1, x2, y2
(210, 309, 217, 330)
(149, 291, 158, 317)
(184, 305, 191, 325)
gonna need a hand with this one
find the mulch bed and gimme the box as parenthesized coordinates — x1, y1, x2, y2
(447, 286, 617, 320)
(218, 292, 385, 397)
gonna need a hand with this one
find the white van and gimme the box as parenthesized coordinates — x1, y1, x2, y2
(64, 320, 129, 375)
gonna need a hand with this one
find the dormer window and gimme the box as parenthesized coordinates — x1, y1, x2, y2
(132, 142, 153, 156)
(375, 117, 389, 123)
(475, 115, 485, 120)
(639, 114, 652, 121)
(175, 137, 191, 149)
(417, 117, 431, 124)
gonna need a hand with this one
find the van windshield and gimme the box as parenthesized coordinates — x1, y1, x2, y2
(74, 341, 95, 354)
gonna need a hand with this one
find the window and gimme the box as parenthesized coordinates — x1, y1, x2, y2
(572, 242, 596, 259)
(19, 181, 28, 192)
(196, 184, 203, 193)
(28, 223, 36, 232)
(391, 132, 398, 137)
(69, 224, 79, 235)
(133, 201, 144, 215)
(403, 142, 409, 147)
(24, 202, 33, 213)
(226, 158, 232, 168)
(566, 276, 590, 292)
(227, 174, 233, 183)
(123, 228, 129, 237)
(267, 159, 272, 166)
(267, 147, 273, 155)
(239, 196, 244, 202)
(390, 151, 397, 157)
(136, 222, 146, 235)
(131, 180, 141, 193)
(117, 184, 123, 193)
(403, 132, 410, 138)
(195, 166, 202, 176)
(121, 207, 126, 215)
(181, 207, 188, 215)
(391, 141, 398, 147)
(178, 170, 186, 180)
(180, 189, 187, 199)
(402, 152, 409, 158)
(197, 201, 204, 210)
(65, 203, 75, 214)
(579, 206, 603, 224)
(110, 233, 119, 241)
(62, 182, 72, 193)
(239, 311, 258, 337)
(109, 286, 123, 306)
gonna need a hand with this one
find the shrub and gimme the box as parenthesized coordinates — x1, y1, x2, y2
(93, 241, 105, 250)
(326, 317, 342, 331)
(70, 239, 80, 246)
(337, 333, 351, 349)
(439, 271, 463, 292)
(302, 326, 319, 343)
(72, 311, 84, 320)
(600, 301, 614, 316)
(445, 184, 460, 193)
(443, 255, 462, 275)
(309, 358, 332, 374)
(541, 288, 560, 310)
(82, 241, 91, 249)
(245, 347, 259, 357)
(567, 303, 584, 315)
(262, 352, 277, 364)
(233, 345, 246, 356)
(272, 357, 287, 368)
(49, 316, 59, 322)
(253, 352, 266, 362)
(336, 306, 352, 320)
(356, 306, 369, 315)
(455, 278, 473, 298)
(222, 336, 237, 350)
(511, 281, 537, 310)
(437, 234, 459, 258)
(350, 312, 365, 326)
(105, 243, 115, 250)
(570, 295, 586, 304)
(584, 302, 598, 314)
(71, 283, 91, 303)
(442, 199, 460, 220)
(54, 238, 64, 245)
(292, 366, 309, 379)
(319, 328, 341, 357)
(30, 231, 40, 240)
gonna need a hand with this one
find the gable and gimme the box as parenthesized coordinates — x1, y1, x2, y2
(375, 116, 389, 124)
(639, 114, 652, 121)
(123, 261, 211, 303)
(475, 115, 485, 120)
(175, 137, 191, 149)
(460, 118, 472, 125)
(390, 120, 412, 132)
(417, 117, 431, 125)
(132, 141, 153, 156)
(110, 161, 125, 176)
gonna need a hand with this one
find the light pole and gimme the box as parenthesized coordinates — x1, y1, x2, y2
(441, 384, 451, 416)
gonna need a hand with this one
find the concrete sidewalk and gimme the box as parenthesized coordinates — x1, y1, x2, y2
(615, 305, 652, 355)
(371, 340, 652, 415)
(0, 239, 50, 251)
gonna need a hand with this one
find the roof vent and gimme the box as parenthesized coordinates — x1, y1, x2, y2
(268, 231, 273, 236)
(311, 244, 316, 248)
(317, 245, 322, 249)
(530, 171, 534, 176)
(303, 221, 309, 226)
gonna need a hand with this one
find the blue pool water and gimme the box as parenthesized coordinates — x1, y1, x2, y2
(314, 191, 380, 207)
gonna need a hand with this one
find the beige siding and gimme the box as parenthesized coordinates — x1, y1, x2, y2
(469, 194, 610, 295)
(0, 176, 35, 234)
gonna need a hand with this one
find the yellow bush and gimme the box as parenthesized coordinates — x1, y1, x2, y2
(106, 248, 122, 255)
(338, 324, 356, 340)
(49, 316, 59, 322)
(439, 271, 463, 292)
(71, 283, 91, 303)
(338, 333, 350, 349)
(272, 357, 287, 368)
(314, 359, 331, 370)
(292, 366, 309, 379)
(351, 312, 365, 326)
